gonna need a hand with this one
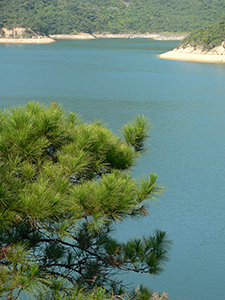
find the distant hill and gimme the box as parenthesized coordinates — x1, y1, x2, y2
(181, 18, 225, 50)
(1, 0, 225, 35)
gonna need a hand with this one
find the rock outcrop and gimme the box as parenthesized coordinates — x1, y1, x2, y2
(49, 33, 96, 40)
(159, 42, 225, 63)
(0, 27, 55, 43)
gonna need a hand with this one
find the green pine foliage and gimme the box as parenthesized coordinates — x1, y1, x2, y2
(1, 0, 225, 34)
(0, 102, 171, 299)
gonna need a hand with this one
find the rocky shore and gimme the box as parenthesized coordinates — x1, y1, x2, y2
(92, 33, 186, 40)
(0, 27, 186, 43)
(50, 32, 186, 41)
(0, 27, 55, 43)
(158, 44, 225, 63)
(49, 33, 95, 40)
(0, 37, 55, 44)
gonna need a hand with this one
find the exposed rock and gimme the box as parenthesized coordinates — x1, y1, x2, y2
(0, 27, 55, 43)
(177, 43, 225, 55)
(159, 42, 225, 63)
(50, 32, 186, 40)
(0, 28, 186, 43)
(49, 33, 96, 40)
(92, 33, 187, 40)
(2, 27, 26, 37)
(0, 38, 55, 44)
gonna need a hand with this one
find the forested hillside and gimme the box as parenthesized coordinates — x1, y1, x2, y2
(181, 18, 225, 50)
(1, 0, 225, 35)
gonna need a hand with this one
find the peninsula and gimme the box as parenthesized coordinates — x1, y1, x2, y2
(159, 19, 225, 63)
(158, 44, 225, 63)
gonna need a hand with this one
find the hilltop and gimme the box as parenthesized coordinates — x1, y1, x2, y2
(1, 0, 225, 35)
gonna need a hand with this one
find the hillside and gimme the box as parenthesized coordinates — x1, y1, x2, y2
(180, 18, 225, 50)
(1, 0, 225, 35)
(158, 19, 225, 63)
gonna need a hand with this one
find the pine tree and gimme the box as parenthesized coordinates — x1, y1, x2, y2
(0, 102, 171, 300)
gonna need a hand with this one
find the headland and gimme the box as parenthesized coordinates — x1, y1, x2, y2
(158, 44, 225, 63)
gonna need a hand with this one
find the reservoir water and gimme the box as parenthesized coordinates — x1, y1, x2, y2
(1, 39, 225, 300)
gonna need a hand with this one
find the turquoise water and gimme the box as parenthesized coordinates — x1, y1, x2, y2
(1, 39, 225, 300)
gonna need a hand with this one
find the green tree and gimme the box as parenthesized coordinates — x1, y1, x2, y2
(2, 0, 225, 34)
(181, 18, 225, 50)
(0, 102, 171, 300)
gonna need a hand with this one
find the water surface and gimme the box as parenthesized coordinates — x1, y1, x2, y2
(1, 39, 225, 300)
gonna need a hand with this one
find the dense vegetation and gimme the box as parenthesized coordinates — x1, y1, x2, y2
(1, 0, 225, 34)
(181, 18, 225, 50)
(0, 102, 171, 299)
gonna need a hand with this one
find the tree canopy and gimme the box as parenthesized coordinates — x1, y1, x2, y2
(1, 0, 225, 35)
(180, 17, 225, 50)
(0, 102, 171, 300)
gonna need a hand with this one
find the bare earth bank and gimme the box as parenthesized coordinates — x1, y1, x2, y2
(158, 44, 225, 63)
(0, 37, 55, 44)
(92, 33, 187, 40)
(50, 33, 187, 40)
(49, 33, 95, 40)
(0, 28, 55, 43)
(0, 27, 186, 43)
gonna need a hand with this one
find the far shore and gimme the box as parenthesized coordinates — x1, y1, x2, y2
(0, 32, 186, 44)
(50, 32, 187, 41)
(49, 33, 95, 40)
(0, 37, 55, 44)
(92, 33, 187, 40)
(158, 45, 225, 63)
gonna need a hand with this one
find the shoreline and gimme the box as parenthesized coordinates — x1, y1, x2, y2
(49, 33, 95, 40)
(158, 45, 225, 63)
(0, 32, 186, 44)
(0, 37, 55, 44)
(50, 32, 187, 41)
(92, 33, 186, 40)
